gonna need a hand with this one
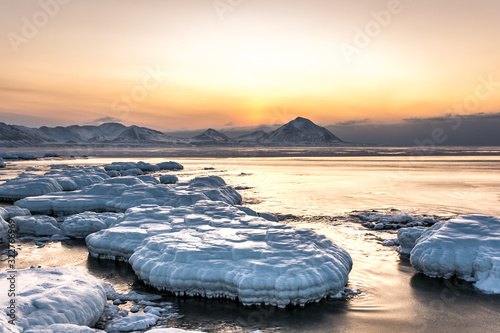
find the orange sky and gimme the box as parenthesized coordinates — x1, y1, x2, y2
(1, 0, 500, 130)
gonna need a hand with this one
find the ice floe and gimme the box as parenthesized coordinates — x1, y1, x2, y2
(104, 313, 159, 332)
(0, 267, 106, 331)
(160, 175, 178, 184)
(11, 215, 61, 236)
(16, 176, 241, 216)
(0, 158, 5, 168)
(0, 206, 31, 220)
(409, 215, 500, 294)
(24, 324, 104, 333)
(354, 210, 439, 230)
(129, 221, 352, 307)
(157, 161, 183, 170)
(105, 162, 159, 173)
(84, 199, 352, 307)
(61, 212, 124, 238)
(0, 167, 109, 201)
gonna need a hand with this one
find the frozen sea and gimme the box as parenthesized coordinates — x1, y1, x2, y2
(1, 148, 499, 332)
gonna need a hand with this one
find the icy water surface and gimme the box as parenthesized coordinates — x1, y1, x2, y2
(1, 154, 500, 332)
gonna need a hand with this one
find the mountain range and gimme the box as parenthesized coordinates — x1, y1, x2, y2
(0, 117, 345, 147)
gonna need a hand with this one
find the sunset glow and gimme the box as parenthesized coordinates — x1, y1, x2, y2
(1, 0, 500, 130)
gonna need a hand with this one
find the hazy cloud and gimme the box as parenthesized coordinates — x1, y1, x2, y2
(328, 112, 500, 146)
(88, 117, 122, 125)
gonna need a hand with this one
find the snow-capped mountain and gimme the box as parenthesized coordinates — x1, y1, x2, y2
(192, 128, 229, 143)
(0, 117, 345, 147)
(0, 122, 183, 146)
(263, 117, 343, 144)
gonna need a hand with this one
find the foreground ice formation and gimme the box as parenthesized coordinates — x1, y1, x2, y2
(16, 176, 241, 216)
(408, 215, 500, 294)
(0, 267, 106, 332)
(61, 212, 124, 238)
(0, 167, 109, 201)
(86, 200, 353, 308)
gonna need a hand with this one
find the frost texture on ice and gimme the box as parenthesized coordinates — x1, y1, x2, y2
(410, 215, 500, 294)
(16, 176, 241, 216)
(0, 167, 109, 201)
(396, 227, 425, 254)
(11, 215, 61, 236)
(86, 201, 248, 261)
(0, 267, 106, 331)
(104, 313, 159, 332)
(61, 212, 124, 238)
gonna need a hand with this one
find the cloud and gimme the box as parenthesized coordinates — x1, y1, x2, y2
(327, 112, 500, 146)
(88, 117, 122, 125)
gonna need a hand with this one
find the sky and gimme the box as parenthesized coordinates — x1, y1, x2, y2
(1, 0, 500, 134)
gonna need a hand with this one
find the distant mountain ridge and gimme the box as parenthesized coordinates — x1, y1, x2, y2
(0, 117, 346, 147)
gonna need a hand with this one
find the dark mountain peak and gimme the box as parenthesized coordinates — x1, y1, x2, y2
(193, 128, 229, 142)
(264, 117, 343, 144)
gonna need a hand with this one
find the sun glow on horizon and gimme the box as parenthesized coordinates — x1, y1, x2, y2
(1, 0, 500, 130)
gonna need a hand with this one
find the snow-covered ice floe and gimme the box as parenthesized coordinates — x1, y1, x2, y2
(0, 157, 5, 168)
(406, 215, 500, 294)
(103, 313, 159, 332)
(61, 212, 124, 238)
(159, 175, 178, 184)
(0, 206, 31, 220)
(0, 267, 106, 332)
(11, 215, 61, 236)
(0, 167, 109, 201)
(15, 176, 241, 216)
(87, 200, 353, 308)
